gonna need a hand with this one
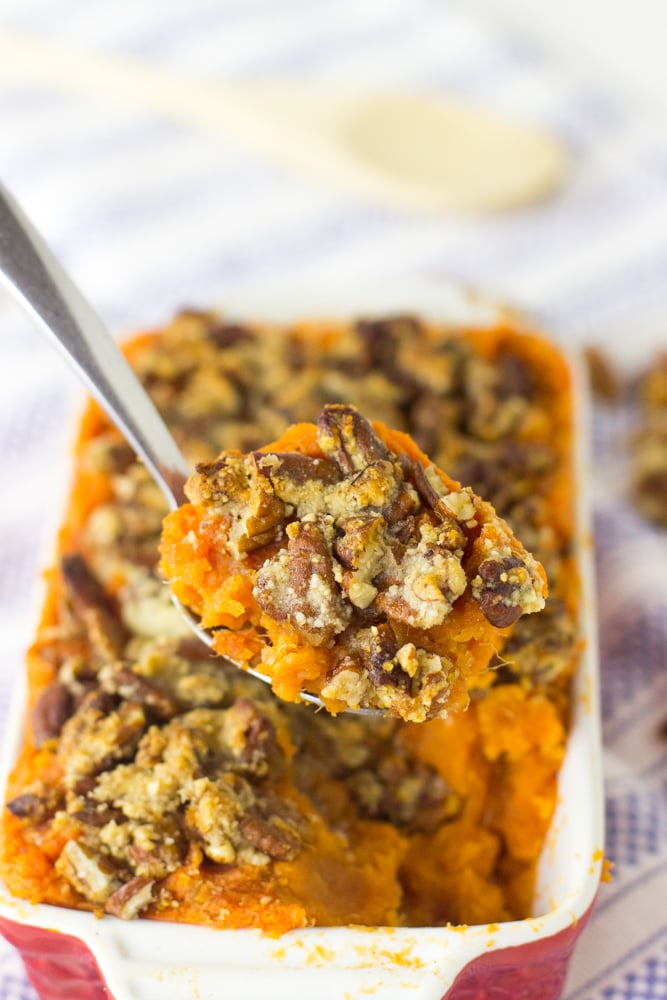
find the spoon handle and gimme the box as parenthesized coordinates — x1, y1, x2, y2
(0, 182, 190, 508)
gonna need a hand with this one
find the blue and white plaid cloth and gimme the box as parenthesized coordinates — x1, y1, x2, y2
(1, 2, 667, 998)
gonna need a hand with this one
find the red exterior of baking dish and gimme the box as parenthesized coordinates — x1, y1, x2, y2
(0, 916, 113, 999)
(0, 901, 595, 1000)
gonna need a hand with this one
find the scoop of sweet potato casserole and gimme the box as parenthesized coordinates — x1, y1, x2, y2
(160, 403, 547, 721)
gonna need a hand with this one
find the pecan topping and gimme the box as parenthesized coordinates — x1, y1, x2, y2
(368, 624, 407, 690)
(207, 322, 256, 349)
(61, 554, 129, 662)
(58, 695, 147, 790)
(239, 800, 302, 861)
(99, 663, 177, 721)
(219, 697, 278, 776)
(55, 840, 121, 905)
(104, 876, 155, 920)
(32, 682, 74, 747)
(317, 404, 388, 473)
(348, 756, 460, 832)
(474, 554, 532, 628)
(6, 788, 62, 823)
(255, 518, 351, 645)
(189, 453, 286, 554)
(3, 308, 578, 929)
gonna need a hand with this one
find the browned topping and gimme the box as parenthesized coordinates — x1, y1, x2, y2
(239, 796, 303, 861)
(317, 403, 389, 472)
(475, 555, 528, 628)
(6, 787, 62, 823)
(98, 663, 177, 722)
(104, 876, 155, 920)
(32, 682, 74, 747)
(61, 554, 129, 663)
(346, 755, 461, 832)
(58, 695, 147, 790)
(55, 840, 122, 905)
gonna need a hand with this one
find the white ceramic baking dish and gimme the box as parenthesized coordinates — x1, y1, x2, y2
(0, 280, 603, 1000)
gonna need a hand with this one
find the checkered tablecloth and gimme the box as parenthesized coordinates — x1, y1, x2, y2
(1, 2, 667, 998)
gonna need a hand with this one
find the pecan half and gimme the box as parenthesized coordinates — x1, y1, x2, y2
(61, 554, 129, 662)
(32, 681, 74, 747)
(255, 518, 350, 644)
(104, 876, 155, 920)
(475, 554, 528, 628)
(99, 663, 177, 721)
(317, 405, 388, 474)
(239, 801, 302, 861)
(55, 840, 121, 904)
(6, 787, 62, 823)
(220, 697, 278, 776)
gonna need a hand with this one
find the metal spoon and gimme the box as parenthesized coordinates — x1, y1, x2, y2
(0, 182, 339, 712)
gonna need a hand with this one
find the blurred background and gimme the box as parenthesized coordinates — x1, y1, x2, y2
(2, 1, 667, 998)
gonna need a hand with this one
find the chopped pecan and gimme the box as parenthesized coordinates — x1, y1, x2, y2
(219, 697, 277, 776)
(475, 554, 530, 628)
(356, 317, 400, 370)
(58, 696, 147, 789)
(185, 774, 251, 864)
(367, 624, 409, 690)
(99, 663, 177, 721)
(104, 876, 155, 920)
(69, 801, 126, 828)
(335, 516, 389, 609)
(125, 824, 186, 879)
(255, 452, 341, 490)
(189, 453, 286, 553)
(335, 460, 403, 517)
(55, 839, 121, 904)
(464, 353, 534, 442)
(317, 404, 388, 474)
(188, 453, 249, 507)
(255, 518, 351, 644)
(32, 681, 74, 747)
(348, 756, 460, 833)
(239, 799, 302, 861)
(407, 462, 467, 545)
(6, 787, 62, 823)
(320, 656, 373, 709)
(61, 554, 129, 662)
(376, 525, 468, 630)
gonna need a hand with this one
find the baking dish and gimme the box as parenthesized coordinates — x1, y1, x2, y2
(0, 280, 603, 1000)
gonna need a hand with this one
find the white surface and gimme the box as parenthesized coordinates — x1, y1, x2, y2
(469, 0, 667, 122)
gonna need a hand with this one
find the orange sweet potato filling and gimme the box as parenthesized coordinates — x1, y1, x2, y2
(0, 316, 573, 932)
